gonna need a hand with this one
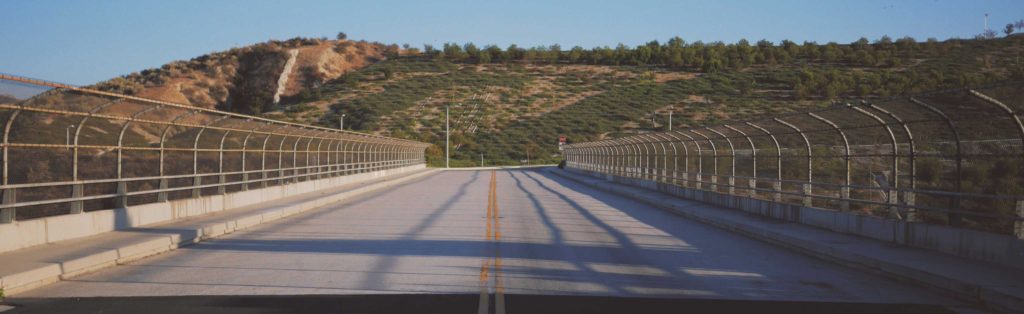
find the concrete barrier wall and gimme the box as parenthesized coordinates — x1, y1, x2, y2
(0, 165, 425, 254)
(567, 168, 1024, 271)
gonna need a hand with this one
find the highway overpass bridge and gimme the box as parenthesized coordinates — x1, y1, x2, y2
(0, 74, 1022, 313)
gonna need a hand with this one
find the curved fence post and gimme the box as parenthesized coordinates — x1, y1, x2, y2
(674, 131, 700, 189)
(604, 143, 615, 175)
(260, 125, 285, 188)
(658, 132, 684, 185)
(909, 98, 964, 225)
(615, 138, 632, 177)
(969, 90, 1024, 236)
(582, 145, 592, 171)
(116, 105, 164, 207)
(355, 141, 365, 173)
(579, 145, 590, 170)
(216, 130, 233, 195)
(276, 132, 292, 185)
(774, 117, 812, 207)
(314, 136, 326, 178)
(612, 139, 628, 177)
(240, 126, 258, 191)
(338, 139, 349, 175)
(689, 129, 718, 191)
(648, 135, 665, 181)
(847, 103, 901, 219)
(724, 125, 757, 197)
(292, 133, 309, 182)
(388, 142, 396, 170)
(863, 102, 917, 220)
(808, 112, 851, 211)
(632, 136, 649, 179)
(376, 141, 385, 170)
(325, 139, 337, 177)
(616, 140, 628, 177)
(601, 144, 614, 174)
(629, 137, 649, 179)
(668, 132, 692, 187)
(606, 142, 616, 174)
(651, 133, 678, 184)
(639, 134, 666, 181)
(969, 90, 1024, 149)
(302, 134, 316, 180)
(349, 140, 359, 174)
(158, 111, 198, 201)
(565, 145, 575, 168)
(580, 145, 589, 171)
(1, 110, 20, 222)
(364, 140, 373, 172)
(746, 122, 783, 202)
(705, 127, 736, 195)
(638, 136, 652, 180)
(71, 100, 122, 213)
(578, 145, 588, 170)
(593, 144, 605, 173)
(364, 141, 375, 172)
(193, 116, 230, 198)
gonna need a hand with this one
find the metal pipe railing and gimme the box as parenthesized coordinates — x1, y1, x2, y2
(0, 74, 431, 222)
(563, 84, 1024, 238)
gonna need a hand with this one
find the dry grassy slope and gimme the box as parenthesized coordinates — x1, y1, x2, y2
(95, 39, 387, 110)
(83, 36, 1023, 166)
(275, 60, 783, 139)
(272, 62, 672, 129)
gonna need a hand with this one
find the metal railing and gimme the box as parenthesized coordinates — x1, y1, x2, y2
(563, 84, 1024, 238)
(0, 74, 431, 222)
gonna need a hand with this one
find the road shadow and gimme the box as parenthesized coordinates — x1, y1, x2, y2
(4, 294, 956, 314)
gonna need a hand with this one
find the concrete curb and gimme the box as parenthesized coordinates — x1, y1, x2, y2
(0, 169, 439, 295)
(547, 168, 1022, 312)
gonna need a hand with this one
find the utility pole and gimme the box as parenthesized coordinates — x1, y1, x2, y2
(445, 105, 450, 168)
(668, 106, 673, 131)
(480, 153, 484, 167)
(339, 114, 345, 130)
(66, 124, 75, 150)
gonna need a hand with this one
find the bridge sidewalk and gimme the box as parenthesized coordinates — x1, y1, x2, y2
(547, 168, 1024, 312)
(0, 168, 438, 295)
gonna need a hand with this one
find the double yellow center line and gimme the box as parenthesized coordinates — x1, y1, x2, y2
(478, 170, 505, 314)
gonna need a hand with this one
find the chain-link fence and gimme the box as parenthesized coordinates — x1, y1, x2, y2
(564, 83, 1024, 237)
(0, 74, 431, 222)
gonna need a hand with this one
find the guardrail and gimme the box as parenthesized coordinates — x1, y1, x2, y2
(563, 83, 1024, 238)
(0, 74, 431, 222)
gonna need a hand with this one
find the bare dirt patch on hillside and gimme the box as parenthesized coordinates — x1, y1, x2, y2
(654, 72, 697, 82)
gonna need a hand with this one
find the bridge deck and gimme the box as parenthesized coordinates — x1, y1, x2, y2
(0, 169, 434, 292)
(12, 169, 963, 308)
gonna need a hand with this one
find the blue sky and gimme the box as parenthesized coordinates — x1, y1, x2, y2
(1, 0, 1022, 85)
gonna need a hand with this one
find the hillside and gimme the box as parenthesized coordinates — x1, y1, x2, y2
(98, 35, 1024, 166)
(93, 37, 396, 114)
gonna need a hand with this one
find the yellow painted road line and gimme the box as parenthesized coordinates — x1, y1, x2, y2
(478, 170, 505, 314)
(493, 171, 505, 314)
(478, 171, 495, 314)
(477, 257, 490, 314)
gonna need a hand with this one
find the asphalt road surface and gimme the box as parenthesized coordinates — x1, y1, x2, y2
(9, 169, 969, 313)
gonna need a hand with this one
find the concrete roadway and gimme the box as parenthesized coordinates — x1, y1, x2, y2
(16, 169, 962, 308)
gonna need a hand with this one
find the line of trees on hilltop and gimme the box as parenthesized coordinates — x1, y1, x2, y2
(417, 35, 1012, 72)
